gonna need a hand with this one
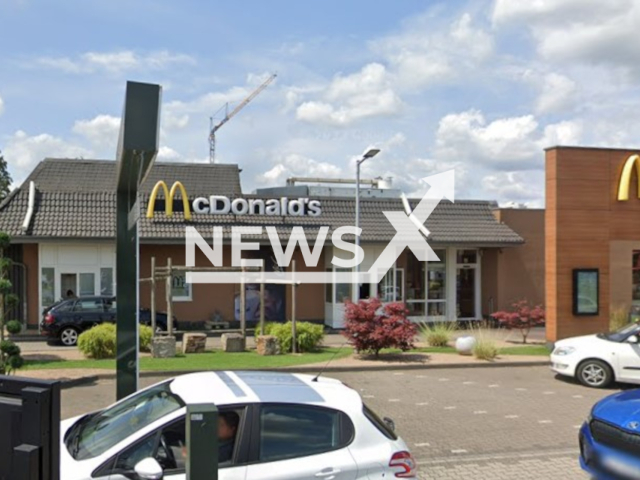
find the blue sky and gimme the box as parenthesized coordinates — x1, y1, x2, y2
(2, 0, 640, 206)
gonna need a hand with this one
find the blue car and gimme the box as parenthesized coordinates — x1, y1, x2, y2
(580, 389, 640, 479)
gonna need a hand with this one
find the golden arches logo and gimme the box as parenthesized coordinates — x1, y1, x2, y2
(146, 181, 192, 220)
(618, 154, 640, 201)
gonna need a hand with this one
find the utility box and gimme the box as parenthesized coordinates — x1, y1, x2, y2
(186, 403, 218, 480)
(0, 376, 60, 480)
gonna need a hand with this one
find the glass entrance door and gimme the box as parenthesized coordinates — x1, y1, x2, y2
(61, 273, 77, 298)
(456, 267, 476, 318)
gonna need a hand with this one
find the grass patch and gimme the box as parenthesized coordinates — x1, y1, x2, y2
(473, 338, 499, 361)
(420, 322, 456, 347)
(497, 345, 550, 356)
(23, 347, 352, 371)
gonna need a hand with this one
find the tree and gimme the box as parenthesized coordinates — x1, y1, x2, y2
(0, 232, 23, 374)
(0, 151, 12, 202)
(343, 298, 417, 358)
(491, 299, 546, 344)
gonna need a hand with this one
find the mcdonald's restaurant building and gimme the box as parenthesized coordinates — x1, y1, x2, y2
(0, 157, 546, 333)
(546, 146, 640, 342)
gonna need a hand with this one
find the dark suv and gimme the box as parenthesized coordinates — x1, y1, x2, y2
(40, 296, 179, 346)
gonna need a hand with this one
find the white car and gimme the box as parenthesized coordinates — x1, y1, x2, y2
(60, 371, 417, 479)
(551, 322, 640, 388)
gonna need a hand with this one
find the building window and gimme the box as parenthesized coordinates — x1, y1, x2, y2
(41, 267, 55, 307)
(325, 268, 333, 303)
(406, 249, 426, 317)
(456, 249, 477, 264)
(427, 249, 447, 318)
(79, 273, 95, 297)
(456, 248, 478, 319)
(335, 268, 352, 304)
(172, 273, 191, 302)
(101, 268, 114, 296)
(378, 269, 404, 302)
(633, 251, 640, 304)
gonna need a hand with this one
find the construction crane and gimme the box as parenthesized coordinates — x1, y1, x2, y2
(209, 73, 277, 163)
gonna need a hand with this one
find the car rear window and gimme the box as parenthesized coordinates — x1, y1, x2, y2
(51, 301, 74, 313)
(363, 404, 397, 440)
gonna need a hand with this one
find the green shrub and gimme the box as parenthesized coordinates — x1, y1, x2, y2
(266, 321, 324, 353)
(78, 323, 116, 359)
(0, 278, 12, 295)
(420, 322, 456, 347)
(5, 320, 21, 335)
(257, 322, 276, 336)
(78, 323, 154, 358)
(0, 339, 23, 374)
(139, 325, 153, 352)
(0, 340, 20, 357)
(0, 232, 10, 250)
(472, 337, 498, 361)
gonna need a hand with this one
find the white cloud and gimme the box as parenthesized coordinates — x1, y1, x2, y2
(376, 157, 470, 199)
(162, 113, 190, 131)
(166, 85, 256, 120)
(31, 50, 196, 74)
(296, 63, 403, 126)
(72, 114, 121, 151)
(4, 130, 93, 185)
(540, 120, 582, 148)
(491, 0, 628, 26)
(372, 12, 494, 90)
(0, 94, 4, 117)
(434, 109, 582, 169)
(482, 170, 545, 207)
(255, 153, 343, 187)
(492, 0, 640, 75)
(535, 73, 578, 114)
(157, 146, 182, 162)
(450, 13, 494, 60)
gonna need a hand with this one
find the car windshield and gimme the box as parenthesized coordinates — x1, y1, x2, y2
(602, 322, 640, 342)
(67, 381, 184, 460)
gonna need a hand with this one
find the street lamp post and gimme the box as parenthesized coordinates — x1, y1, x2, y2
(355, 148, 380, 303)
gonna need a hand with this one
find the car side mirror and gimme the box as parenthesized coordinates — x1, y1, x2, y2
(383, 416, 395, 432)
(133, 458, 163, 480)
(628, 335, 639, 344)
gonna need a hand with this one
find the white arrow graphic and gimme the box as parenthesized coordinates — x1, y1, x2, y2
(366, 169, 455, 283)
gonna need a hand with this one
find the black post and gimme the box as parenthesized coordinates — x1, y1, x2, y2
(187, 404, 218, 480)
(116, 190, 138, 400)
(13, 444, 39, 480)
(115, 81, 161, 400)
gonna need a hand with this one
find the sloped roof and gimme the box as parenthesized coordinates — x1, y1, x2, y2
(0, 158, 523, 245)
(20, 158, 242, 195)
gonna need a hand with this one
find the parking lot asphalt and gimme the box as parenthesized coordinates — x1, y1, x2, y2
(61, 365, 617, 479)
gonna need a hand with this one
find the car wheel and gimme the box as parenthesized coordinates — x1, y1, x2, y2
(60, 327, 79, 347)
(577, 359, 613, 388)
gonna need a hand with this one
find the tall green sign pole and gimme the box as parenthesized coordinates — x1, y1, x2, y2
(115, 81, 162, 400)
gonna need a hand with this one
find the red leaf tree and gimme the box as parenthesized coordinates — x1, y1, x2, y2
(491, 299, 545, 344)
(343, 298, 417, 358)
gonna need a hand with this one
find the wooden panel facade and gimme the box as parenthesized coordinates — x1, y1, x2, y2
(546, 147, 640, 341)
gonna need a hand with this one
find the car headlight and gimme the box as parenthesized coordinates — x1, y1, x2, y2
(553, 346, 576, 356)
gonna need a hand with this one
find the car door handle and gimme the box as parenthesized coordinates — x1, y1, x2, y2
(315, 468, 341, 478)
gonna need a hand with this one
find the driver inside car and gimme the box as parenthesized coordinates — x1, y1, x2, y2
(177, 411, 240, 465)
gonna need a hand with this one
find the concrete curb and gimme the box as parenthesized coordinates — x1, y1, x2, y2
(60, 375, 101, 389)
(57, 360, 550, 389)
